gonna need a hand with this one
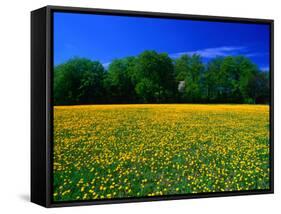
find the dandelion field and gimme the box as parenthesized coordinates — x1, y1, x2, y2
(53, 104, 270, 202)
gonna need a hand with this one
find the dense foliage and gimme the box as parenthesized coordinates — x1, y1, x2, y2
(54, 51, 269, 105)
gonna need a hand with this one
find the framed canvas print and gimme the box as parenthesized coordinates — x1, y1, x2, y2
(31, 5, 274, 207)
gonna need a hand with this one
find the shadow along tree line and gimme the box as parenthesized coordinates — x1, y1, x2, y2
(54, 50, 269, 105)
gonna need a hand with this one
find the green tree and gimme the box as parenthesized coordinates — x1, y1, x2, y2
(54, 58, 105, 105)
(104, 57, 137, 103)
(175, 54, 204, 102)
(219, 56, 238, 101)
(205, 57, 224, 101)
(247, 71, 269, 104)
(134, 51, 177, 103)
(174, 54, 191, 81)
(205, 56, 259, 103)
(235, 56, 259, 102)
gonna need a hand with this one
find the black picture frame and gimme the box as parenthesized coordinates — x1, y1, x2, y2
(31, 5, 274, 208)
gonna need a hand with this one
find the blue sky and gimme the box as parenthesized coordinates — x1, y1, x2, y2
(54, 12, 270, 71)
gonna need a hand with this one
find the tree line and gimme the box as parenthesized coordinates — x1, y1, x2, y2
(54, 50, 269, 105)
